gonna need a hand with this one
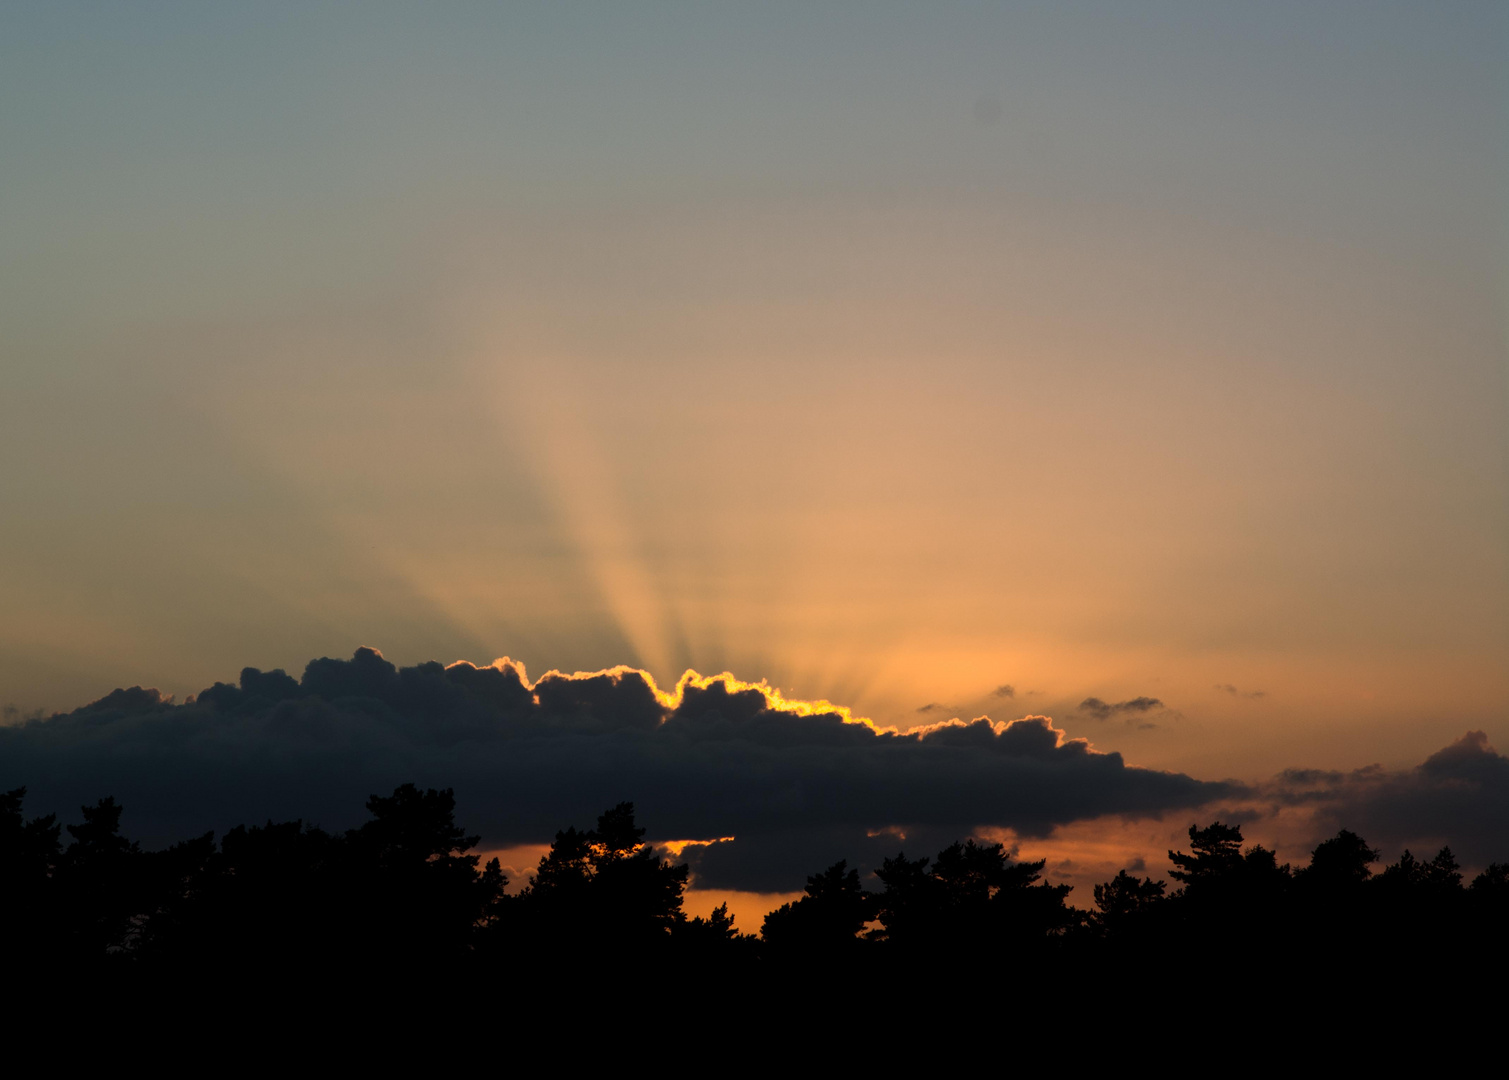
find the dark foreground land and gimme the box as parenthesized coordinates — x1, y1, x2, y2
(4, 783, 1505, 1031)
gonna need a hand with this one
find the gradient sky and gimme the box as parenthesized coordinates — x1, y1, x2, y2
(3, 2, 1505, 794)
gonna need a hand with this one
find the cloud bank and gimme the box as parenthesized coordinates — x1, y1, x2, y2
(1, 648, 1228, 890)
(1272, 730, 1509, 869)
(7, 649, 1504, 889)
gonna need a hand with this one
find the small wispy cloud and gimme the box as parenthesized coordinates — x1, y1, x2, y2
(1078, 696, 1164, 722)
(1216, 684, 1267, 700)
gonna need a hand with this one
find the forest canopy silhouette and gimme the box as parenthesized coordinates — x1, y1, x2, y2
(4, 782, 1506, 990)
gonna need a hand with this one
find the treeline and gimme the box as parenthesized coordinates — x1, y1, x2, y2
(4, 784, 1506, 979)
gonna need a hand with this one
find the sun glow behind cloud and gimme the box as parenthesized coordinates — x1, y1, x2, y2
(428, 194, 1509, 781)
(500, 358, 679, 681)
(0, 3, 1502, 792)
(462, 656, 890, 735)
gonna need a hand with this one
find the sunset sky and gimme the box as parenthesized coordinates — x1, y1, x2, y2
(2, 4, 1505, 910)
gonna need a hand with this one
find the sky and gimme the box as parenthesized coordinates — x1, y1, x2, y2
(2, 3, 1506, 906)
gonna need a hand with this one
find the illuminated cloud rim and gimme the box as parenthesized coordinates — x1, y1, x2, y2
(1, 648, 1229, 889)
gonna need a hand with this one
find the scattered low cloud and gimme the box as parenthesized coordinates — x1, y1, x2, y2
(1078, 696, 1164, 722)
(1216, 684, 1267, 700)
(993, 684, 1016, 699)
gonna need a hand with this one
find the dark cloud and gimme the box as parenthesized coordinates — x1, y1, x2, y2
(0, 648, 1231, 892)
(1216, 684, 1267, 700)
(993, 685, 1015, 699)
(1272, 731, 1509, 868)
(915, 703, 946, 714)
(1078, 696, 1164, 721)
(80, 686, 175, 712)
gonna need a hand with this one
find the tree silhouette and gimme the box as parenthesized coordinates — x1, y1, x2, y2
(148, 818, 340, 966)
(674, 901, 759, 965)
(684, 901, 738, 942)
(1469, 863, 1509, 951)
(8, 787, 1509, 985)
(1167, 822, 1245, 887)
(762, 860, 872, 955)
(1298, 829, 1379, 890)
(514, 801, 689, 957)
(54, 797, 147, 959)
(344, 784, 507, 962)
(0, 787, 62, 965)
(1286, 828, 1383, 960)
(1470, 862, 1509, 900)
(1092, 869, 1166, 937)
(1165, 821, 1291, 964)
(1168, 822, 1290, 903)
(870, 839, 1076, 954)
(1376, 847, 1465, 899)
